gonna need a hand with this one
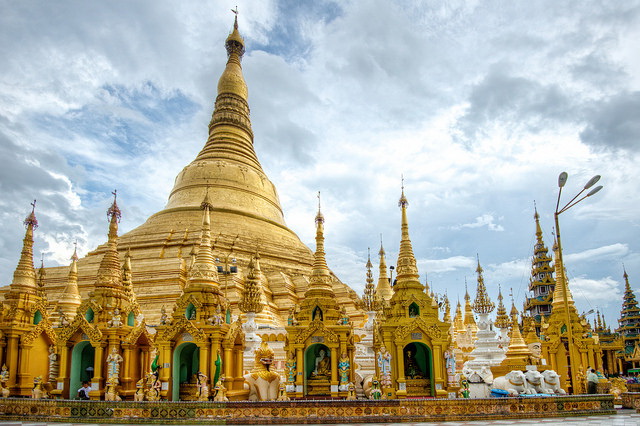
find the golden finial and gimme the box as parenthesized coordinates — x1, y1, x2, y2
(107, 190, 121, 222)
(398, 175, 408, 208)
(239, 249, 264, 314)
(201, 187, 213, 210)
(24, 199, 38, 229)
(363, 248, 377, 311)
(315, 191, 324, 224)
(71, 240, 79, 262)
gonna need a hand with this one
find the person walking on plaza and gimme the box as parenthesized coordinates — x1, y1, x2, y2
(587, 369, 599, 394)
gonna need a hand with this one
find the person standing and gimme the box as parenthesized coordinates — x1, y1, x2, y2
(587, 369, 599, 394)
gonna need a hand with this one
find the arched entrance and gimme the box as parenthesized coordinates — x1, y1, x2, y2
(403, 342, 433, 397)
(172, 343, 200, 400)
(304, 343, 331, 396)
(69, 341, 95, 399)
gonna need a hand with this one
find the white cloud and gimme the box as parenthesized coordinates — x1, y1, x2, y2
(451, 214, 505, 232)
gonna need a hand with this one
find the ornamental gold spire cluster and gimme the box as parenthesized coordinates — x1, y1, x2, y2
(494, 286, 510, 329)
(616, 268, 640, 351)
(362, 249, 378, 312)
(394, 184, 422, 291)
(472, 257, 495, 314)
(238, 251, 264, 314)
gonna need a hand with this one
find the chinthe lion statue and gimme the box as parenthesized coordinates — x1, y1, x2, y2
(104, 378, 122, 401)
(243, 341, 280, 401)
(491, 370, 528, 396)
(540, 370, 566, 395)
(31, 376, 49, 399)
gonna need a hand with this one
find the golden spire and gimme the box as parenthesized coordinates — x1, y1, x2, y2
(58, 245, 82, 318)
(9, 200, 38, 293)
(394, 180, 422, 291)
(375, 236, 393, 302)
(122, 248, 135, 300)
(188, 192, 220, 286)
(239, 249, 265, 314)
(472, 256, 495, 314)
(463, 281, 478, 335)
(307, 192, 333, 294)
(363, 248, 378, 311)
(443, 293, 451, 322)
(37, 255, 47, 298)
(507, 302, 528, 352)
(95, 191, 123, 291)
(551, 237, 576, 313)
(197, 11, 257, 169)
(494, 286, 510, 329)
(453, 299, 465, 334)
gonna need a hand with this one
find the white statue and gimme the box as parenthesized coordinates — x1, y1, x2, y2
(106, 347, 123, 380)
(524, 370, 545, 394)
(492, 370, 528, 396)
(540, 370, 566, 395)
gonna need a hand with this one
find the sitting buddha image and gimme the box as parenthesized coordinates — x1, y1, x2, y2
(312, 348, 330, 378)
(405, 350, 423, 379)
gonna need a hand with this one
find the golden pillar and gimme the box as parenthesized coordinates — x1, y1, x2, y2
(17, 344, 33, 395)
(6, 334, 19, 388)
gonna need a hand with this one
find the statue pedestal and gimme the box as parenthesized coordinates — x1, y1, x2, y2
(406, 379, 431, 397)
(307, 377, 331, 396)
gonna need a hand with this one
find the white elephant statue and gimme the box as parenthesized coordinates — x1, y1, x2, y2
(540, 370, 566, 395)
(491, 370, 527, 396)
(524, 370, 545, 394)
(243, 341, 280, 401)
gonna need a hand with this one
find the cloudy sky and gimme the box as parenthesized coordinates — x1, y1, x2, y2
(1, 1, 639, 326)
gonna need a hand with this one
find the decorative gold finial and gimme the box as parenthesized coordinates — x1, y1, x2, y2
(71, 240, 79, 261)
(107, 190, 121, 223)
(494, 284, 510, 329)
(398, 175, 408, 208)
(315, 191, 324, 224)
(201, 187, 213, 210)
(24, 199, 38, 229)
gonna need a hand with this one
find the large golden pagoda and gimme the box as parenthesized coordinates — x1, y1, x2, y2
(23, 16, 364, 328)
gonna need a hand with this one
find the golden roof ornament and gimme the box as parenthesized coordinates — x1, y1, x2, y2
(472, 257, 495, 314)
(188, 192, 220, 285)
(95, 191, 124, 291)
(238, 250, 264, 314)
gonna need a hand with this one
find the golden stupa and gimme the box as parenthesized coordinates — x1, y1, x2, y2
(26, 16, 364, 327)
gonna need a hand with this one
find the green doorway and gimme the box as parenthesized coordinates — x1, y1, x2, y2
(69, 341, 95, 399)
(403, 342, 433, 397)
(172, 343, 200, 400)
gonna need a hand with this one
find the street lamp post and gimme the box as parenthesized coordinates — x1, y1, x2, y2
(554, 171, 603, 394)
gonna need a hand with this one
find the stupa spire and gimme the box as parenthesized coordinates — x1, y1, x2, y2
(308, 192, 333, 293)
(57, 245, 82, 320)
(463, 281, 478, 335)
(95, 191, 123, 291)
(473, 256, 495, 314)
(188, 191, 220, 286)
(9, 200, 39, 293)
(550, 237, 576, 314)
(394, 179, 422, 291)
(375, 236, 393, 302)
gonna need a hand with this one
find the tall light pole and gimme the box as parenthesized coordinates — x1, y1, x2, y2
(554, 171, 603, 394)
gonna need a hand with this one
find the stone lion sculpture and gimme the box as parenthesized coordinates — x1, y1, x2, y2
(524, 370, 545, 394)
(104, 378, 122, 401)
(244, 341, 280, 401)
(540, 370, 566, 395)
(491, 370, 528, 396)
(32, 376, 49, 399)
(134, 377, 146, 401)
(276, 381, 290, 401)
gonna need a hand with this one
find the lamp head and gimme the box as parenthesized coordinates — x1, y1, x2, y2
(587, 185, 603, 197)
(558, 172, 568, 188)
(584, 175, 601, 189)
